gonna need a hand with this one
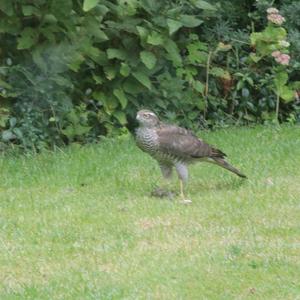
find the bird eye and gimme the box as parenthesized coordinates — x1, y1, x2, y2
(144, 114, 150, 118)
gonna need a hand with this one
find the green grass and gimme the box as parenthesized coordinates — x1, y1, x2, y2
(0, 125, 300, 299)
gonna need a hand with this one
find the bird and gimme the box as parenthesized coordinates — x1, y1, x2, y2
(135, 109, 247, 203)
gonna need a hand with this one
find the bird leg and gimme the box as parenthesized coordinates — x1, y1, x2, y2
(179, 179, 185, 199)
(179, 179, 192, 204)
(175, 163, 192, 204)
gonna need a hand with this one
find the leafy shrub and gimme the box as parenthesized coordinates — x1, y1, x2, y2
(0, 0, 299, 151)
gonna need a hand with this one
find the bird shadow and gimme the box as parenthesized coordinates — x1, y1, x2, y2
(150, 186, 177, 199)
(150, 177, 246, 199)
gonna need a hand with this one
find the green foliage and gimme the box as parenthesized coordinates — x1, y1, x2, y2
(0, 0, 299, 150)
(250, 6, 297, 121)
(273, 71, 294, 102)
(250, 26, 287, 61)
(83, 0, 99, 12)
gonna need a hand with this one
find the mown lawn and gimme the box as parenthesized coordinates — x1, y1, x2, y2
(0, 125, 300, 299)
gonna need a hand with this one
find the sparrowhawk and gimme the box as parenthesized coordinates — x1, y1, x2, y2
(135, 109, 246, 203)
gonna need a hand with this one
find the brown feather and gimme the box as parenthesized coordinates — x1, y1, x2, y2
(212, 157, 247, 178)
(157, 123, 226, 160)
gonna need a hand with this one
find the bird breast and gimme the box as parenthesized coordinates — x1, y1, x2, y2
(135, 127, 159, 155)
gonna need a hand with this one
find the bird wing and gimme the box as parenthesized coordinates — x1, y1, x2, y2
(156, 124, 226, 159)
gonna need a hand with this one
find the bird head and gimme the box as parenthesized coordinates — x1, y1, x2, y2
(136, 110, 159, 127)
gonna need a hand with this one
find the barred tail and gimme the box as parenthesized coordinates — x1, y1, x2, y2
(212, 157, 247, 178)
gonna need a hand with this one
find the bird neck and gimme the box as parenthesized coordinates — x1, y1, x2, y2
(139, 122, 158, 129)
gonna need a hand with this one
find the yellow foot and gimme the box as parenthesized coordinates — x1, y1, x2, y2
(178, 180, 192, 204)
(179, 198, 192, 204)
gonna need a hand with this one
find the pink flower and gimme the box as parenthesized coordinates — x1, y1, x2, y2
(279, 54, 290, 65)
(271, 51, 290, 65)
(274, 53, 290, 65)
(267, 13, 285, 25)
(272, 51, 281, 58)
(267, 7, 279, 14)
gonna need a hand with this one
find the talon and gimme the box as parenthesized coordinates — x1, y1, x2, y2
(179, 199, 192, 204)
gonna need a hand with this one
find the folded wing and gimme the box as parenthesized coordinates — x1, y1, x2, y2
(156, 124, 226, 160)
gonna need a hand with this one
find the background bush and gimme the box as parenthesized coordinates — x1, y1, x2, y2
(0, 0, 299, 150)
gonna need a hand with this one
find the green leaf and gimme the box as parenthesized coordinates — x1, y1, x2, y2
(263, 26, 287, 42)
(104, 65, 117, 80)
(104, 96, 118, 112)
(180, 15, 203, 28)
(92, 73, 103, 84)
(17, 28, 39, 50)
(94, 29, 108, 41)
(52, 75, 73, 88)
(119, 0, 138, 16)
(92, 91, 105, 102)
(114, 111, 127, 125)
(120, 63, 131, 77)
(43, 14, 57, 24)
(62, 124, 91, 139)
(136, 26, 149, 41)
(243, 114, 255, 121)
(250, 32, 261, 46)
(83, 0, 99, 11)
(2, 130, 15, 142)
(139, 0, 161, 13)
(237, 80, 243, 91)
(193, 0, 217, 11)
(92, 50, 108, 66)
(290, 81, 300, 90)
(66, 110, 79, 124)
(84, 17, 108, 41)
(280, 86, 295, 102)
(273, 72, 294, 102)
(123, 78, 145, 94)
(246, 77, 254, 86)
(0, 18, 21, 34)
(164, 39, 182, 66)
(132, 72, 152, 89)
(22, 5, 37, 16)
(167, 19, 183, 35)
(274, 72, 288, 90)
(97, 4, 109, 16)
(107, 48, 127, 60)
(187, 40, 208, 64)
(32, 49, 47, 73)
(0, 1, 14, 16)
(193, 80, 204, 93)
(147, 32, 164, 46)
(113, 88, 128, 109)
(67, 52, 85, 72)
(51, 0, 72, 17)
(83, 46, 108, 65)
(0, 109, 9, 128)
(249, 52, 261, 63)
(210, 67, 231, 80)
(197, 98, 206, 110)
(0, 79, 12, 89)
(140, 51, 157, 69)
